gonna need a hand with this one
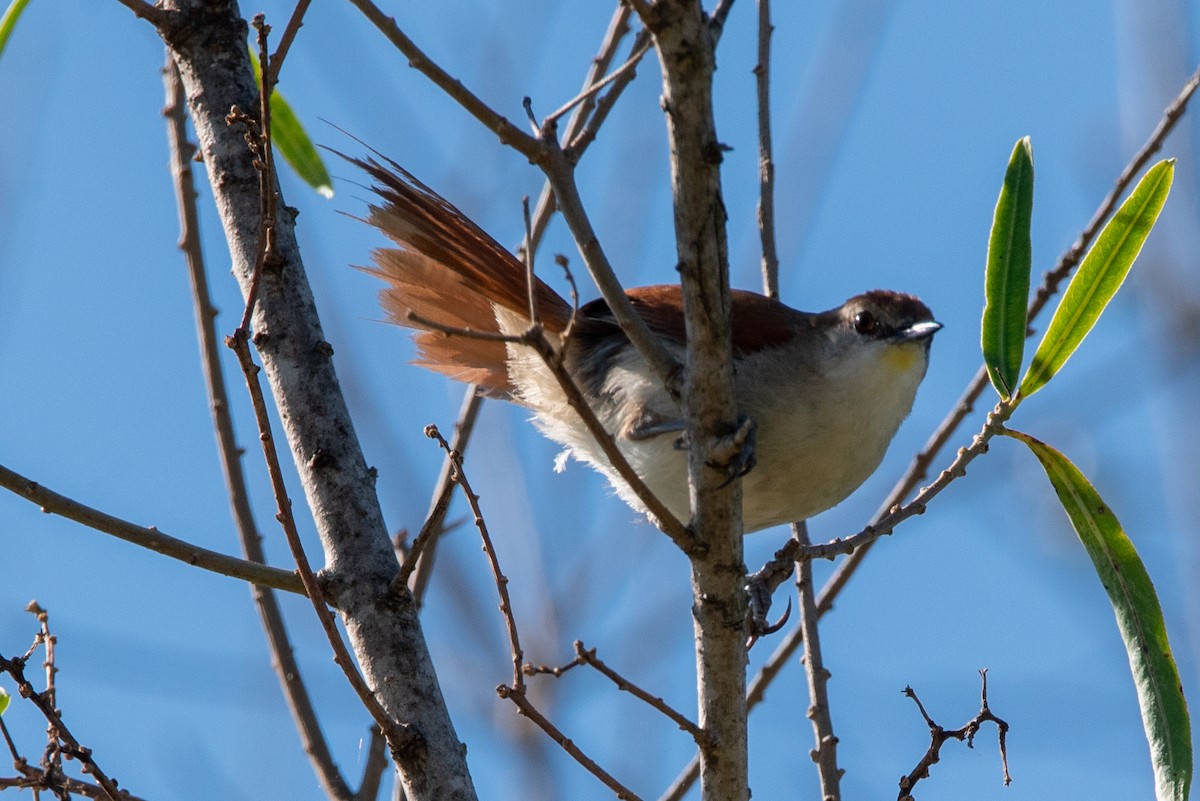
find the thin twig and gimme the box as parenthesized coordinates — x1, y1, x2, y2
(264, 0, 312, 90)
(520, 325, 691, 548)
(496, 684, 645, 801)
(0, 770, 149, 801)
(0, 647, 124, 800)
(564, 27, 653, 161)
(352, 727, 390, 801)
(115, 0, 167, 24)
(425, 424, 525, 690)
(793, 522, 840, 800)
(344, 0, 541, 162)
(224, 54, 414, 749)
(235, 15, 281, 333)
(398, 306, 690, 546)
(709, 0, 737, 39)
(522, 196, 541, 327)
(226, 332, 418, 758)
(572, 641, 708, 745)
(527, 3, 637, 250)
(539, 131, 683, 399)
(754, 0, 779, 299)
(544, 35, 653, 125)
(0, 462, 304, 594)
(163, 53, 355, 801)
(523, 653, 587, 678)
(897, 672, 1010, 800)
(409, 387, 483, 605)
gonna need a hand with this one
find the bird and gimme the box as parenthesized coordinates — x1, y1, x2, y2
(351, 153, 940, 533)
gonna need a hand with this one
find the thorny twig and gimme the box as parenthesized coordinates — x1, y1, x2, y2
(0, 608, 126, 801)
(898, 671, 1011, 800)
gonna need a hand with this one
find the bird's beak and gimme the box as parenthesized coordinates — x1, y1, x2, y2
(896, 320, 942, 342)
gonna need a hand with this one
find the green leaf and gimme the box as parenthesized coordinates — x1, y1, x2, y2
(0, 0, 33, 63)
(248, 50, 334, 198)
(982, 136, 1034, 399)
(1019, 159, 1174, 398)
(0, 686, 8, 716)
(1006, 428, 1192, 801)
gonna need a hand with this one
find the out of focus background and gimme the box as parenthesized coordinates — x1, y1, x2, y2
(2, 1, 1199, 799)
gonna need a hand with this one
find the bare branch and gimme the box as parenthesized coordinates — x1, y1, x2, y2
(708, 0, 736, 39)
(162, 53, 355, 801)
(650, 5, 748, 801)
(0, 462, 304, 595)
(496, 684, 645, 801)
(527, 3, 638, 249)
(545, 34, 653, 125)
(793, 522, 841, 799)
(573, 641, 708, 745)
(344, 0, 541, 162)
(409, 387, 483, 605)
(754, 0, 779, 299)
(538, 133, 683, 399)
(0, 627, 125, 800)
(425, 425, 525, 690)
(159, 2, 477, 795)
(265, 0, 312, 90)
(897, 672, 1010, 800)
(115, 0, 167, 25)
(563, 28, 653, 160)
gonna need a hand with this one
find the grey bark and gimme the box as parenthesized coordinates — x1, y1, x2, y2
(644, 2, 750, 800)
(156, 2, 477, 799)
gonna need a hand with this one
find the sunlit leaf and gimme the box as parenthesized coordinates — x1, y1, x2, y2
(0, 686, 8, 716)
(0, 0, 33, 63)
(249, 50, 334, 198)
(1006, 428, 1192, 801)
(1019, 159, 1173, 399)
(982, 136, 1034, 398)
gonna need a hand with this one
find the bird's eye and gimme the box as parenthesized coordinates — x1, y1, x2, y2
(854, 310, 878, 335)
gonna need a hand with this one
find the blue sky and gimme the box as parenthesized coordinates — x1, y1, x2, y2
(2, 1, 1199, 799)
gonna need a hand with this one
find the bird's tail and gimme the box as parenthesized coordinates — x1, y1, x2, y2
(350, 153, 572, 397)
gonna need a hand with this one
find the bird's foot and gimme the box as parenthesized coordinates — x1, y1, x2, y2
(710, 415, 757, 487)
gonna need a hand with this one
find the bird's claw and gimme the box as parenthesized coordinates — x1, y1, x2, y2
(745, 567, 791, 649)
(712, 416, 757, 487)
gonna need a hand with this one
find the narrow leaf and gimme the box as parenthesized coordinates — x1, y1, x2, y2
(982, 136, 1034, 398)
(1006, 428, 1192, 801)
(0, 686, 8, 716)
(249, 50, 334, 198)
(0, 0, 33, 63)
(1019, 159, 1174, 398)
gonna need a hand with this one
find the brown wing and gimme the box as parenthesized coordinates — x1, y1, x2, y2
(592, 286, 805, 354)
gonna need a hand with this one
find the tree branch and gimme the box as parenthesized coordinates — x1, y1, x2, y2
(156, 3, 479, 798)
(0, 462, 304, 595)
(163, 52, 356, 801)
(646, 4, 747, 801)
(344, 0, 541, 162)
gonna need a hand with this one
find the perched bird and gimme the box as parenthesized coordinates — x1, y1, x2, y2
(354, 155, 940, 533)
